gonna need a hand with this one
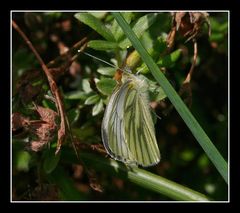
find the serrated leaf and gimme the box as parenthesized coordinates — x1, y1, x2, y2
(119, 13, 158, 49)
(97, 67, 116, 76)
(43, 149, 60, 174)
(88, 40, 119, 50)
(92, 99, 104, 116)
(96, 78, 116, 96)
(64, 91, 88, 100)
(74, 13, 115, 41)
(84, 94, 100, 105)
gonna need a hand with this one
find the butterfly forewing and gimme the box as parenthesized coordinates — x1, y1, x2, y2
(101, 73, 160, 167)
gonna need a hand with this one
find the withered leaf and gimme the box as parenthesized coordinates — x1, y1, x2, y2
(12, 105, 58, 152)
(27, 104, 58, 152)
(169, 12, 210, 43)
(33, 103, 58, 124)
(12, 112, 30, 132)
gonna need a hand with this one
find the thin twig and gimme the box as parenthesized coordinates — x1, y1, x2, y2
(183, 40, 198, 84)
(12, 20, 66, 154)
(47, 37, 88, 68)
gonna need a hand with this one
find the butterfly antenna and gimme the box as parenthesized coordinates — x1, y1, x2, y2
(78, 50, 126, 73)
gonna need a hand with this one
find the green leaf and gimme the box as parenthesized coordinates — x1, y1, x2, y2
(113, 12, 228, 184)
(96, 78, 116, 96)
(43, 149, 61, 174)
(12, 48, 37, 77)
(180, 149, 195, 162)
(88, 12, 107, 19)
(72, 125, 96, 141)
(149, 86, 167, 102)
(157, 49, 182, 67)
(84, 94, 100, 105)
(82, 79, 92, 93)
(88, 40, 119, 50)
(64, 91, 88, 100)
(198, 154, 210, 169)
(209, 33, 225, 42)
(97, 67, 116, 76)
(111, 12, 133, 41)
(16, 151, 31, 172)
(67, 108, 80, 124)
(138, 49, 182, 74)
(119, 13, 158, 49)
(92, 99, 104, 116)
(139, 74, 166, 102)
(74, 12, 115, 41)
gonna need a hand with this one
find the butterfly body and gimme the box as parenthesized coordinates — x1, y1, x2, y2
(102, 72, 160, 167)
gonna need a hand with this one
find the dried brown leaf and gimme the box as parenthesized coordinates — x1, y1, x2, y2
(169, 12, 210, 42)
(33, 103, 58, 124)
(12, 112, 30, 132)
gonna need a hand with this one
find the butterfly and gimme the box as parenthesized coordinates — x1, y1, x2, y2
(101, 71, 161, 167)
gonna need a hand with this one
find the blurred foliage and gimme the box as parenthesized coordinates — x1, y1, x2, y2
(12, 12, 228, 201)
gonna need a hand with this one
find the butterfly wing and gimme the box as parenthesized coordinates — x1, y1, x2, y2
(101, 75, 160, 167)
(124, 80, 161, 167)
(102, 81, 136, 164)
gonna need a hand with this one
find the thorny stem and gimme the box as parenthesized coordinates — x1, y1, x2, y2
(12, 20, 66, 154)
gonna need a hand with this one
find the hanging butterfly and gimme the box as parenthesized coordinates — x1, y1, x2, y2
(101, 70, 161, 167)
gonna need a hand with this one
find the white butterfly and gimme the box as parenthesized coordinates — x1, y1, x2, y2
(102, 71, 161, 167)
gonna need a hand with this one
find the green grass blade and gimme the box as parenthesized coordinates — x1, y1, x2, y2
(62, 150, 210, 201)
(112, 12, 228, 184)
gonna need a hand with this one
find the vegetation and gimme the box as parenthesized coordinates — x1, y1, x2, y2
(12, 11, 228, 201)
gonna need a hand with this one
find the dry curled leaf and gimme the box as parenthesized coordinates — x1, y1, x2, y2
(167, 12, 210, 47)
(33, 103, 58, 124)
(12, 112, 30, 132)
(12, 104, 58, 152)
(27, 104, 58, 152)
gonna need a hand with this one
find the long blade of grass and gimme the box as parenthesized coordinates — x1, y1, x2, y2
(112, 12, 228, 184)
